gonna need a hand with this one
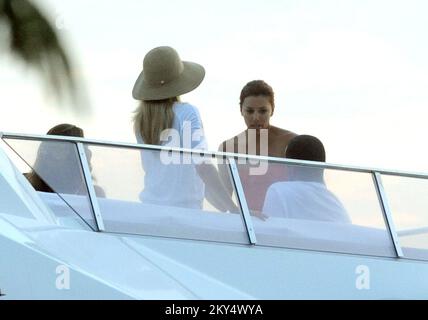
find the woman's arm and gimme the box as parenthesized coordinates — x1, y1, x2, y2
(196, 162, 239, 213)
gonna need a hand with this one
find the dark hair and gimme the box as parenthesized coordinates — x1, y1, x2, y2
(46, 123, 84, 137)
(26, 123, 84, 193)
(239, 80, 275, 108)
(286, 135, 326, 162)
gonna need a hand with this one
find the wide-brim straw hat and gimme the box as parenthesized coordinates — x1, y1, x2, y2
(132, 46, 205, 101)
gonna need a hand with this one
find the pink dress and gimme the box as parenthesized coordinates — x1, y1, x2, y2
(238, 162, 288, 212)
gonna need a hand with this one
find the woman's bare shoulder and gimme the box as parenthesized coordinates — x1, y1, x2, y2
(270, 126, 298, 139)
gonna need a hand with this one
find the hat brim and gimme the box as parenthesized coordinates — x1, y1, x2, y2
(132, 61, 205, 101)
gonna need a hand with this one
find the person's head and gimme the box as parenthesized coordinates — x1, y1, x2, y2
(38, 123, 83, 160)
(28, 123, 85, 192)
(46, 123, 84, 137)
(132, 46, 205, 145)
(285, 135, 326, 182)
(240, 80, 275, 130)
(285, 135, 326, 162)
(41, 123, 84, 163)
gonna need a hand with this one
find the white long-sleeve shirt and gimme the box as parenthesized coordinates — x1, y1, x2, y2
(263, 181, 351, 223)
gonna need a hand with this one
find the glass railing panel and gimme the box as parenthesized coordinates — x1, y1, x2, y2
(2, 138, 97, 230)
(235, 158, 396, 257)
(381, 174, 428, 261)
(85, 144, 248, 244)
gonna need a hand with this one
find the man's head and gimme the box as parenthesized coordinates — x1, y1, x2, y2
(285, 135, 325, 182)
(285, 135, 325, 162)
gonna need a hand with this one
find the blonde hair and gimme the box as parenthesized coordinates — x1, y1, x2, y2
(133, 97, 178, 145)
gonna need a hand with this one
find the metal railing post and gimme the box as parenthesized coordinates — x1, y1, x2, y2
(372, 172, 403, 258)
(77, 143, 105, 232)
(228, 157, 257, 245)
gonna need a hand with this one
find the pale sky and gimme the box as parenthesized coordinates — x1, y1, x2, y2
(1, 0, 428, 174)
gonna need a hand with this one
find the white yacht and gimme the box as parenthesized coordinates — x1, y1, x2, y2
(1, 132, 428, 299)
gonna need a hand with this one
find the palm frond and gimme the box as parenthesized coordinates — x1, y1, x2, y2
(0, 0, 87, 113)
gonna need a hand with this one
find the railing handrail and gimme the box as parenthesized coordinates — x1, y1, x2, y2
(2, 131, 428, 180)
(3, 131, 427, 260)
